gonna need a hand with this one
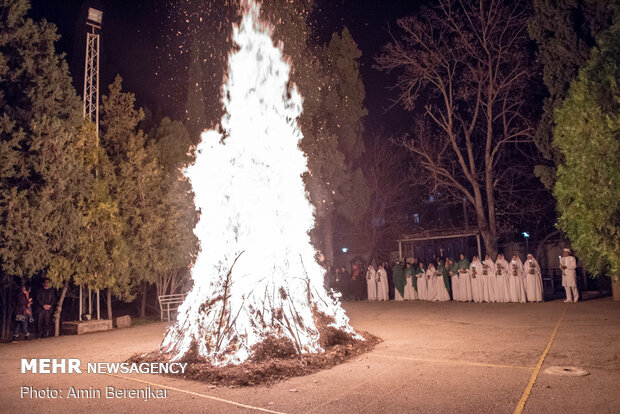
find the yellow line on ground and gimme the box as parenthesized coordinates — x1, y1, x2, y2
(104, 373, 286, 414)
(513, 303, 569, 414)
(371, 353, 535, 370)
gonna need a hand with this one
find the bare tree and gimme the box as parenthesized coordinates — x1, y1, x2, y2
(376, 0, 536, 257)
(354, 134, 413, 261)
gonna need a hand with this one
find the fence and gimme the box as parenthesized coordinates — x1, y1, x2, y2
(158, 293, 187, 322)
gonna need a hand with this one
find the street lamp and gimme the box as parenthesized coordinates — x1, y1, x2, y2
(522, 232, 530, 252)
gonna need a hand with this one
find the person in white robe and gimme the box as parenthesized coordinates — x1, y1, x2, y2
(366, 264, 377, 301)
(415, 262, 427, 301)
(376, 264, 389, 301)
(509, 255, 527, 303)
(404, 263, 417, 300)
(482, 254, 496, 302)
(524, 254, 544, 302)
(425, 263, 437, 301)
(494, 254, 511, 303)
(560, 248, 578, 302)
(469, 255, 484, 303)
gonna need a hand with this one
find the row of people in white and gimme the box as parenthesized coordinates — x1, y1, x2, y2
(408, 263, 451, 301)
(365, 253, 547, 302)
(474, 253, 543, 303)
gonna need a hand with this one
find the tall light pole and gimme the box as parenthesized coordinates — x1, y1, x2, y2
(83, 8, 102, 140)
(82, 8, 103, 321)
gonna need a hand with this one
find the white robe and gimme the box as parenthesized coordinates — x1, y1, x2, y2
(366, 268, 377, 301)
(404, 272, 417, 300)
(524, 257, 544, 302)
(434, 268, 451, 301)
(482, 259, 496, 302)
(458, 267, 473, 302)
(560, 256, 577, 287)
(425, 266, 437, 301)
(469, 260, 484, 303)
(508, 258, 527, 303)
(495, 258, 511, 303)
(416, 269, 427, 301)
(450, 268, 460, 301)
(376, 268, 389, 301)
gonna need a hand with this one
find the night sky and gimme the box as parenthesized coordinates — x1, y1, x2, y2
(28, 0, 423, 138)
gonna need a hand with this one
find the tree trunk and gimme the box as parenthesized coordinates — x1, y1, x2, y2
(479, 227, 497, 259)
(54, 280, 70, 337)
(612, 279, 620, 302)
(139, 282, 147, 318)
(3, 283, 15, 340)
(170, 273, 178, 295)
(472, 198, 497, 258)
(323, 213, 334, 267)
(485, 167, 498, 246)
(106, 288, 113, 320)
(1, 285, 7, 340)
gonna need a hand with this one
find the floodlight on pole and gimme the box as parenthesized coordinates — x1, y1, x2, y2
(83, 8, 102, 139)
(87, 8, 103, 25)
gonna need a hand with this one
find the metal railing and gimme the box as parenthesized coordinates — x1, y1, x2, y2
(158, 293, 187, 322)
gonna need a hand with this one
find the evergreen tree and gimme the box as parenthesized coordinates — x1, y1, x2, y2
(553, 17, 620, 288)
(0, 0, 88, 336)
(262, 1, 370, 266)
(321, 28, 370, 251)
(528, 0, 617, 188)
(150, 118, 199, 303)
(98, 75, 147, 318)
(101, 79, 200, 318)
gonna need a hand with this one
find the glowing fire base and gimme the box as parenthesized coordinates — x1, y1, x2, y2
(160, 1, 359, 366)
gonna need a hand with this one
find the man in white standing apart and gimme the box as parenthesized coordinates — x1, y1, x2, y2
(366, 264, 377, 301)
(560, 248, 578, 302)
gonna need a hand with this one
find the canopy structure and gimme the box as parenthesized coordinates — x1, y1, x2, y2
(398, 229, 481, 262)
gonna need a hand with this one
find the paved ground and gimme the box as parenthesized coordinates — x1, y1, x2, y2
(1, 298, 619, 413)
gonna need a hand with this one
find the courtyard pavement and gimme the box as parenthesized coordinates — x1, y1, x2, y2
(1, 298, 619, 413)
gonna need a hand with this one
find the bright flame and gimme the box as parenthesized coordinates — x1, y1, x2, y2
(160, 0, 358, 366)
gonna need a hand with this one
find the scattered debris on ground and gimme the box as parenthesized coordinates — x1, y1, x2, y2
(131, 325, 381, 387)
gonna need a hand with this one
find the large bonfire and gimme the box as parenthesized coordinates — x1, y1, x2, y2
(160, 0, 360, 366)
